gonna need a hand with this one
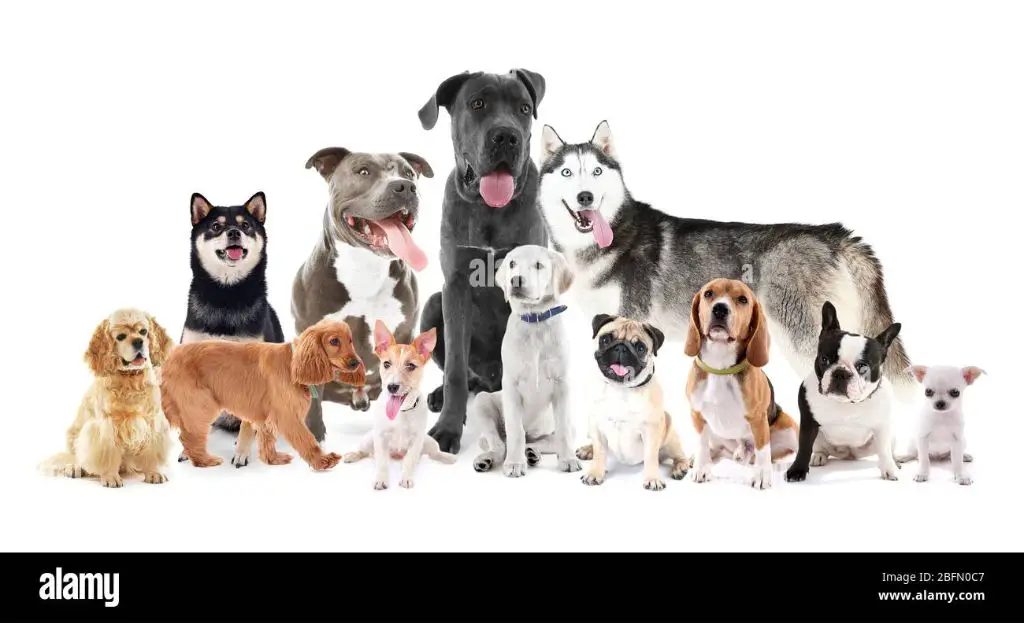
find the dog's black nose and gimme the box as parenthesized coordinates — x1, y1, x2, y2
(577, 191, 594, 207)
(935, 400, 947, 410)
(389, 180, 412, 195)
(510, 275, 524, 289)
(227, 228, 241, 240)
(712, 302, 729, 319)
(387, 383, 400, 394)
(831, 367, 851, 380)
(488, 126, 521, 147)
(131, 338, 143, 350)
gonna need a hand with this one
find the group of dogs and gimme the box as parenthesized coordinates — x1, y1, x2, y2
(40, 68, 984, 491)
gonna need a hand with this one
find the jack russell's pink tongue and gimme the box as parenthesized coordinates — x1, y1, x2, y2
(609, 363, 629, 377)
(480, 170, 515, 208)
(385, 394, 405, 420)
(376, 216, 428, 272)
(580, 209, 613, 248)
(225, 246, 245, 261)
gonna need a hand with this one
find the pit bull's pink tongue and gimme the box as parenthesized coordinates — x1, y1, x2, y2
(610, 363, 628, 377)
(480, 170, 515, 208)
(580, 209, 613, 248)
(376, 217, 428, 271)
(226, 247, 244, 261)
(385, 394, 405, 420)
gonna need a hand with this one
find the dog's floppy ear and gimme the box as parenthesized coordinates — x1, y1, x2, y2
(243, 191, 267, 223)
(908, 365, 928, 383)
(191, 193, 213, 225)
(305, 147, 351, 181)
(746, 298, 771, 368)
(541, 125, 565, 164)
(875, 323, 901, 352)
(821, 301, 841, 332)
(418, 71, 473, 130)
(291, 326, 333, 386)
(493, 256, 511, 302)
(590, 120, 617, 159)
(591, 314, 617, 339)
(85, 319, 117, 376)
(683, 292, 702, 357)
(550, 249, 574, 295)
(962, 366, 985, 385)
(373, 319, 396, 357)
(643, 323, 665, 357)
(412, 328, 437, 361)
(398, 152, 434, 179)
(145, 314, 174, 368)
(512, 68, 546, 118)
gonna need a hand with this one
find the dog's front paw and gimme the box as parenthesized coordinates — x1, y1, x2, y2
(312, 452, 342, 471)
(230, 453, 249, 468)
(914, 472, 929, 482)
(177, 451, 189, 463)
(502, 462, 527, 478)
(580, 470, 605, 486)
(786, 465, 809, 482)
(751, 466, 773, 490)
(189, 455, 223, 468)
(643, 477, 666, 491)
(373, 478, 388, 490)
(879, 465, 899, 481)
(427, 386, 444, 412)
(61, 465, 83, 479)
(428, 420, 463, 454)
(575, 444, 594, 461)
(558, 457, 582, 473)
(956, 474, 973, 486)
(342, 452, 364, 464)
(670, 459, 689, 480)
(399, 478, 415, 489)
(525, 447, 541, 466)
(809, 452, 829, 467)
(101, 474, 123, 488)
(265, 452, 293, 466)
(473, 454, 494, 472)
(143, 472, 168, 484)
(691, 463, 713, 483)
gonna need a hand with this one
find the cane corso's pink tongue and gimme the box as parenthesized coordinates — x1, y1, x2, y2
(226, 246, 244, 261)
(580, 209, 613, 248)
(610, 363, 628, 377)
(480, 170, 515, 208)
(377, 217, 427, 271)
(385, 394, 405, 420)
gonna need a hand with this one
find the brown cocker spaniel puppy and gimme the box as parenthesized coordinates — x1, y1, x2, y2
(40, 308, 176, 488)
(160, 319, 366, 471)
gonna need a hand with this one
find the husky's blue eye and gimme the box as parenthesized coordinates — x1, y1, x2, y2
(561, 168, 572, 177)
(593, 167, 603, 176)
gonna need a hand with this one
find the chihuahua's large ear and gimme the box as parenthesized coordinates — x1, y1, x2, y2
(85, 319, 117, 376)
(398, 152, 434, 178)
(643, 323, 665, 357)
(908, 365, 929, 383)
(243, 191, 267, 223)
(418, 71, 474, 130)
(591, 314, 617, 339)
(541, 125, 566, 165)
(683, 293, 702, 357)
(590, 120, 617, 159)
(145, 314, 174, 368)
(821, 301, 841, 332)
(191, 193, 213, 225)
(305, 147, 351, 181)
(747, 299, 771, 368)
(962, 366, 986, 385)
(513, 68, 546, 118)
(551, 250, 574, 295)
(291, 327, 333, 386)
(373, 320, 396, 357)
(875, 323, 902, 351)
(412, 328, 437, 360)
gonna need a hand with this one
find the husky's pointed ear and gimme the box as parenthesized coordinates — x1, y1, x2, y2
(590, 120, 617, 159)
(684, 292, 702, 357)
(418, 71, 474, 130)
(512, 69, 546, 118)
(398, 152, 434, 178)
(541, 125, 565, 164)
(191, 193, 213, 225)
(244, 191, 267, 223)
(820, 301, 841, 333)
(305, 147, 351, 181)
(591, 314, 617, 339)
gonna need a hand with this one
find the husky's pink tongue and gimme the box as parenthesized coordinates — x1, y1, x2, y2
(226, 246, 244, 261)
(580, 209, 613, 248)
(376, 217, 428, 272)
(480, 170, 515, 208)
(610, 363, 629, 377)
(385, 394, 405, 420)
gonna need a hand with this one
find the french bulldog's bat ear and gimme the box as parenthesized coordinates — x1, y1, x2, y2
(541, 125, 565, 164)
(191, 193, 213, 225)
(590, 120, 617, 159)
(962, 366, 986, 385)
(875, 323, 902, 351)
(512, 68, 546, 118)
(243, 191, 266, 223)
(643, 323, 665, 356)
(305, 147, 351, 181)
(418, 71, 474, 130)
(398, 152, 434, 179)
(820, 301, 841, 332)
(908, 365, 929, 383)
(591, 314, 617, 339)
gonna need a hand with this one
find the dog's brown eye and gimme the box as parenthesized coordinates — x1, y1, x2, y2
(116, 333, 127, 341)
(406, 363, 417, 371)
(949, 389, 960, 398)
(599, 334, 612, 348)
(520, 103, 531, 115)
(210, 223, 222, 234)
(329, 337, 340, 347)
(471, 98, 484, 110)
(348, 359, 360, 369)
(738, 296, 748, 304)
(382, 361, 391, 369)
(704, 290, 714, 299)
(358, 167, 369, 176)
(925, 388, 935, 397)
(634, 341, 647, 355)
(139, 329, 147, 336)
(240, 222, 251, 232)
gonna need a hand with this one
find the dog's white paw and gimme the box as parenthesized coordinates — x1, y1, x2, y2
(61, 465, 83, 479)
(914, 472, 929, 483)
(503, 462, 527, 478)
(643, 477, 666, 491)
(956, 474, 973, 486)
(399, 478, 414, 489)
(580, 470, 605, 486)
(101, 474, 123, 488)
(558, 458, 582, 473)
(963, 453, 974, 463)
(751, 466, 773, 490)
(691, 463, 713, 483)
(880, 464, 899, 481)
(373, 478, 388, 490)
(809, 452, 829, 467)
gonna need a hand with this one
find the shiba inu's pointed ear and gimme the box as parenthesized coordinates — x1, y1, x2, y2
(591, 314, 617, 339)
(412, 328, 437, 360)
(398, 152, 434, 178)
(908, 365, 928, 383)
(418, 71, 473, 130)
(643, 323, 665, 356)
(541, 125, 565, 163)
(191, 193, 213, 225)
(590, 120, 617, 159)
(305, 147, 351, 181)
(373, 320, 396, 356)
(962, 366, 985, 385)
(244, 191, 266, 223)
(684, 292, 702, 357)
(512, 69, 546, 118)
(820, 301, 841, 332)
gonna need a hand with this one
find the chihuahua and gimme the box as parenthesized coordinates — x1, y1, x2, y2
(343, 321, 456, 489)
(895, 365, 984, 485)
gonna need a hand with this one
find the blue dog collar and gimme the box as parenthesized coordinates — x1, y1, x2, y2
(520, 305, 568, 323)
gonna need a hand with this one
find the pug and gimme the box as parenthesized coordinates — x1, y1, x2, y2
(575, 315, 689, 491)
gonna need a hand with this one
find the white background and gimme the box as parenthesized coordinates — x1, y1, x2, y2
(1, 0, 1020, 552)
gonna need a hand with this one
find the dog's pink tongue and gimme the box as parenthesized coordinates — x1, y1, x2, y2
(376, 217, 428, 272)
(226, 247, 244, 261)
(580, 209, 613, 248)
(385, 395, 405, 420)
(610, 363, 628, 377)
(480, 170, 515, 208)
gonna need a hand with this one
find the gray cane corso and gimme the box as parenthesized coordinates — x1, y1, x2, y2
(417, 69, 548, 453)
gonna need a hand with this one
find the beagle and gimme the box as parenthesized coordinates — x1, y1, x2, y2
(684, 278, 799, 489)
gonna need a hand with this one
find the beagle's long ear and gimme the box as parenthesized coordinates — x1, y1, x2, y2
(305, 147, 351, 181)
(683, 293, 702, 357)
(417, 71, 474, 130)
(550, 250, 573, 295)
(591, 314, 617, 339)
(85, 319, 117, 376)
(512, 68, 546, 118)
(398, 152, 434, 179)
(746, 298, 770, 368)
(643, 323, 665, 356)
